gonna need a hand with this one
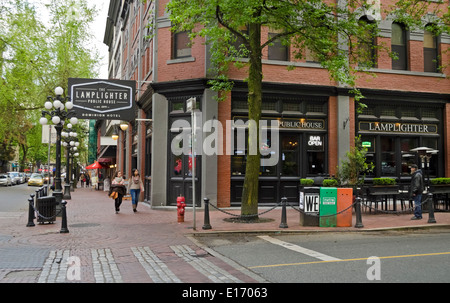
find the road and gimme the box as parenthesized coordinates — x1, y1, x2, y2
(196, 230, 450, 283)
(0, 183, 38, 212)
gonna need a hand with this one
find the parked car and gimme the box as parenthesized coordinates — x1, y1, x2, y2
(18, 172, 26, 183)
(7, 172, 19, 185)
(0, 174, 12, 186)
(28, 173, 44, 187)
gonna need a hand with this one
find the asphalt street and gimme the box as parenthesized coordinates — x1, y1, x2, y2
(195, 230, 450, 283)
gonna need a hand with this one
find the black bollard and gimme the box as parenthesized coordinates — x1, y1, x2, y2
(26, 198, 35, 227)
(354, 196, 364, 228)
(427, 193, 436, 224)
(202, 197, 212, 230)
(279, 197, 288, 228)
(60, 200, 69, 233)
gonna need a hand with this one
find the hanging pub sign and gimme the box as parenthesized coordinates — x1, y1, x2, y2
(68, 78, 136, 121)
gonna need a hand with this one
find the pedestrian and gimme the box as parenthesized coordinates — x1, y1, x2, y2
(80, 173, 85, 188)
(410, 164, 424, 220)
(109, 171, 126, 214)
(128, 169, 144, 212)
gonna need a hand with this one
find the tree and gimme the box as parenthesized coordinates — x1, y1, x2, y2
(165, 0, 448, 217)
(0, 0, 100, 172)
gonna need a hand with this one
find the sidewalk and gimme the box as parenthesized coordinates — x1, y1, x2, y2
(0, 187, 449, 283)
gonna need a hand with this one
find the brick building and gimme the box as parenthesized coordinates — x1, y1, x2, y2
(101, 0, 450, 208)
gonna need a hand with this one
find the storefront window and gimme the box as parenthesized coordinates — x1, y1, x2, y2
(306, 134, 324, 175)
(401, 138, 417, 175)
(361, 136, 376, 177)
(422, 137, 438, 177)
(260, 132, 276, 176)
(381, 137, 396, 175)
(281, 135, 299, 176)
(232, 132, 247, 176)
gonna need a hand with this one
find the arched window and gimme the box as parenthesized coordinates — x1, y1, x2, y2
(424, 25, 439, 73)
(391, 22, 408, 70)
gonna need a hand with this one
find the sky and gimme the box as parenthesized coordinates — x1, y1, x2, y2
(90, 0, 110, 79)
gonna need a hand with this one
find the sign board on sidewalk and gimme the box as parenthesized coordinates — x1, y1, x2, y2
(68, 78, 136, 121)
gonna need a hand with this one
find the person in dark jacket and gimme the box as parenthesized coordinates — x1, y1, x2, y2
(410, 164, 424, 220)
(109, 171, 126, 213)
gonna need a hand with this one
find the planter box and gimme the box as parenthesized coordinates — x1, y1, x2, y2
(430, 185, 450, 194)
(368, 185, 399, 195)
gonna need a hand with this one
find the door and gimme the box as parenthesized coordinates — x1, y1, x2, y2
(168, 117, 201, 206)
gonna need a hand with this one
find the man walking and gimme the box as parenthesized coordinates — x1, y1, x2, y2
(410, 164, 424, 220)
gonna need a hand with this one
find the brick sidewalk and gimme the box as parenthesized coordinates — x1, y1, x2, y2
(0, 186, 449, 283)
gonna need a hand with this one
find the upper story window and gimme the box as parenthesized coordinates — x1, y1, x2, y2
(268, 33, 289, 61)
(172, 31, 191, 59)
(424, 25, 439, 73)
(391, 22, 408, 70)
(358, 16, 377, 68)
(230, 27, 249, 58)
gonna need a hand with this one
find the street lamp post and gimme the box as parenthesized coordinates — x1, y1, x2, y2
(40, 87, 78, 205)
(61, 128, 78, 199)
(70, 148, 80, 192)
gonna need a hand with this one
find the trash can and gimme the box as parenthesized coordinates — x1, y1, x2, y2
(300, 187, 320, 226)
(337, 188, 353, 227)
(319, 187, 337, 227)
(36, 196, 57, 224)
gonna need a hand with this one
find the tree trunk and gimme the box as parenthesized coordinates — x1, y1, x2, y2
(240, 23, 263, 219)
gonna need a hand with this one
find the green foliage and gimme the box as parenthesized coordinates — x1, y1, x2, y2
(323, 179, 339, 187)
(430, 178, 450, 185)
(300, 178, 314, 186)
(336, 136, 374, 186)
(372, 178, 397, 186)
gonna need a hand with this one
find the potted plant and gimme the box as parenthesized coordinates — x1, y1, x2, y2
(430, 178, 450, 194)
(335, 136, 374, 189)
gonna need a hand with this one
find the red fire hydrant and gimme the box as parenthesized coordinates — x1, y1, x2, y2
(177, 196, 186, 223)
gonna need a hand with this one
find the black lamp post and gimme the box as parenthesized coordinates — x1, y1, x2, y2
(61, 129, 78, 199)
(40, 87, 78, 205)
(69, 147, 80, 192)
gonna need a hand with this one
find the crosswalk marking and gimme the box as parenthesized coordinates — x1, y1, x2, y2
(131, 246, 181, 283)
(38, 249, 71, 283)
(91, 248, 123, 283)
(258, 235, 341, 262)
(171, 245, 242, 283)
(35, 245, 246, 283)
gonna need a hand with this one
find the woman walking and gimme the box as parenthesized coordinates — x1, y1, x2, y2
(110, 171, 126, 213)
(128, 169, 144, 212)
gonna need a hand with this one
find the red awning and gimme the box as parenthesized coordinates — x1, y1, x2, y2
(85, 161, 106, 169)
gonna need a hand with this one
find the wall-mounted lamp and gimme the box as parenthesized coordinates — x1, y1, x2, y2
(112, 126, 119, 140)
(120, 122, 129, 131)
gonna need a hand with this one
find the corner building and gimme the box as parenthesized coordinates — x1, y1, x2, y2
(103, 0, 450, 208)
